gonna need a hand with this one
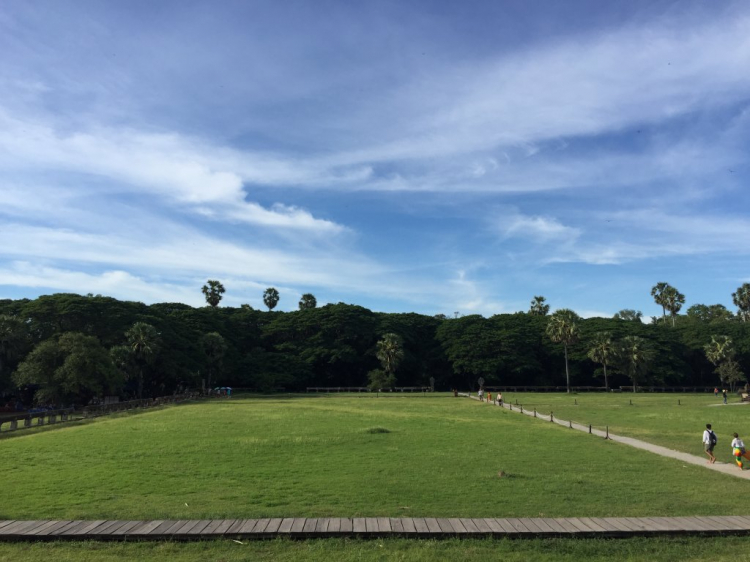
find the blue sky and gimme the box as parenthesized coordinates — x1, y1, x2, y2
(1, 0, 749, 318)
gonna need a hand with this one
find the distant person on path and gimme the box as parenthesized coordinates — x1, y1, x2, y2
(731, 433, 750, 469)
(497, 392, 503, 406)
(486, 391, 492, 403)
(703, 424, 717, 464)
(723, 389, 728, 404)
(714, 387, 719, 397)
(478, 388, 484, 402)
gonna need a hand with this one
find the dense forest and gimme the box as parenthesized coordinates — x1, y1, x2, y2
(1, 291, 749, 406)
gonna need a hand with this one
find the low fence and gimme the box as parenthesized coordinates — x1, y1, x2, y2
(0, 393, 199, 434)
(482, 386, 719, 393)
(307, 387, 431, 393)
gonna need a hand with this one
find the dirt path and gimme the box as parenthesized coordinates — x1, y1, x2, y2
(461, 393, 750, 481)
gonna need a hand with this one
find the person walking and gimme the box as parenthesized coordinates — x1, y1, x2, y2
(714, 387, 719, 397)
(703, 424, 717, 464)
(497, 392, 503, 407)
(731, 433, 750, 469)
(723, 389, 728, 405)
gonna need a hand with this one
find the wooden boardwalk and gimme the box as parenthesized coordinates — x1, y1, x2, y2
(3, 517, 750, 540)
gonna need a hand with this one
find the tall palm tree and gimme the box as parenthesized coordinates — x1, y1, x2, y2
(201, 280, 225, 307)
(546, 309, 580, 393)
(587, 331, 614, 391)
(298, 293, 317, 310)
(125, 322, 159, 399)
(529, 296, 550, 316)
(617, 336, 651, 393)
(263, 288, 280, 311)
(200, 332, 227, 391)
(663, 286, 685, 327)
(650, 282, 671, 323)
(376, 333, 405, 381)
(733, 283, 750, 322)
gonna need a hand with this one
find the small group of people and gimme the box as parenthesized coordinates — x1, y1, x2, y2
(477, 388, 503, 406)
(713, 388, 729, 404)
(703, 423, 750, 469)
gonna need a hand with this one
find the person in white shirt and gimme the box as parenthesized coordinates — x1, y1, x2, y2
(703, 424, 716, 464)
(731, 433, 750, 469)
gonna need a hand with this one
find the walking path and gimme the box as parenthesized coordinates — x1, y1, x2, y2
(462, 394, 750, 480)
(3, 516, 750, 540)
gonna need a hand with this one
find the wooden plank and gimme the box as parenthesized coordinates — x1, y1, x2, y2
(2, 521, 45, 535)
(0, 521, 16, 531)
(436, 519, 454, 533)
(506, 519, 532, 533)
(412, 518, 430, 534)
(551, 518, 584, 534)
(518, 519, 543, 533)
(173, 520, 201, 535)
(425, 518, 442, 533)
(226, 519, 247, 534)
(99, 521, 135, 535)
(91, 521, 127, 535)
(340, 518, 353, 533)
(467, 518, 490, 533)
(577, 517, 608, 533)
(278, 519, 294, 534)
(250, 519, 271, 534)
(314, 518, 329, 533)
(539, 518, 571, 534)
(608, 518, 640, 532)
(588, 518, 626, 534)
(36, 521, 75, 536)
(401, 518, 417, 534)
(52, 521, 86, 536)
(377, 517, 391, 533)
(327, 518, 342, 533)
(186, 520, 212, 535)
(481, 518, 506, 534)
(529, 518, 556, 533)
(352, 518, 366, 533)
(264, 518, 283, 534)
(302, 518, 318, 533)
(147, 520, 179, 536)
(290, 518, 306, 533)
(390, 518, 404, 533)
(449, 518, 468, 533)
(733, 516, 750, 527)
(112, 521, 143, 535)
(25, 521, 62, 536)
(130, 520, 165, 536)
(623, 518, 656, 532)
(647, 517, 684, 532)
(238, 519, 259, 534)
(719, 516, 750, 530)
(493, 518, 519, 533)
(71, 520, 107, 536)
(692, 516, 725, 531)
(364, 518, 377, 533)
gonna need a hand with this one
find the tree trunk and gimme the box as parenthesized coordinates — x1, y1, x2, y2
(671, 314, 676, 327)
(138, 367, 143, 399)
(603, 362, 609, 392)
(564, 344, 570, 393)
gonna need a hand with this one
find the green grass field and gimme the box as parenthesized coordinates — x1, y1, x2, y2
(4, 393, 750, 560)
(495, 391, 747, 459)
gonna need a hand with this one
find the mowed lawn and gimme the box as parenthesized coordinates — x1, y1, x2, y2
(3, 394, 750, 522)
(494, 392, 750, 459)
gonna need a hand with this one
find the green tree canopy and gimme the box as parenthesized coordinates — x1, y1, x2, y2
(587, 331, 614, 390)
(13, 332, 121, 405)
(616, 335, 652, 392)
(200, 331, 227, 390)
(733, 283, 750, 323)
(125, 322, 160, 398)
(529, 296, 550, 316)
(613, 309, 643, 322)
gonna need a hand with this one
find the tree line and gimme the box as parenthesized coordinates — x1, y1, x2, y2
(0, 281, 748, 405)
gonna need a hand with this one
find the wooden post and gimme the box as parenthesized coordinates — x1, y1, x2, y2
(10, 420, 17, 431)
(24, 417, 31, 428)
(574, 398, 577, 405)
(533, 408, 537, 418)
(569, 420, 572, 429)
(589, 424, 592, 434)
(550, 411, 554, 422)
(678, 399, 681, 406)
(605, 426, 610, 439)
(520, 405, 523, 414)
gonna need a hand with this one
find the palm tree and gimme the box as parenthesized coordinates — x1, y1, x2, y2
(200, 332, 227, 391)
(298, 293, 317, 310)
(125, 322, 159, 399)
(529, 296, 550, 316)
(650, 282, 671, 323)
(617, 336, 651, 393)
(201, 280, 225, 307)
(733, 283, 750, 322)
(263, 288, 280, 311)
(376, 333, 405, 382)
(588, 332, 614, 391)
(663, 286, 685, 327)
(546, 309, 580, 393)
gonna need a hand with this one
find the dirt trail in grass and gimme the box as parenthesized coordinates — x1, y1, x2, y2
(462, 394, 750, 481)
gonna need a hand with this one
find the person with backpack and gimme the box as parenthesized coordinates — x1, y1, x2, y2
(703, 424, 717, 464)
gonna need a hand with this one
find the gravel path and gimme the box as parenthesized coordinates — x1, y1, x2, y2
(462, 393, 750, 480)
